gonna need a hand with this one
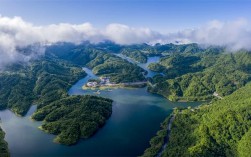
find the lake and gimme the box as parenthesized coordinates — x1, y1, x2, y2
(0, 57, 202, 157)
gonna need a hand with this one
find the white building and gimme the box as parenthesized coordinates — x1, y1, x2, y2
(87, 82, 98, 87)
(100, 77, 110, 84)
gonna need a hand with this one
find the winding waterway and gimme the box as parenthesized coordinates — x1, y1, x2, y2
(114, 54, 162, 77)
(0, 56, 202, 157)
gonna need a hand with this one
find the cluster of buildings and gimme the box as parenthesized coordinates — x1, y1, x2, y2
(86, 77, 112, 87)
(86, 81, 98, 87)
(100, 77, 110, 85)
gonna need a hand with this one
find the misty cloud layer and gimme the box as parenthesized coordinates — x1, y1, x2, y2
(0, 15, 251, 67)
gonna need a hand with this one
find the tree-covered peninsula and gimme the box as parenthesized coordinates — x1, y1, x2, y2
(32, 95, 113, 145)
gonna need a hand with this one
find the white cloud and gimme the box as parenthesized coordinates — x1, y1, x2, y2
(0, 15, 251, 67)
(0, 16, 104, 68)
(104, 23, 162, 44)
(169, 18, 251, 50)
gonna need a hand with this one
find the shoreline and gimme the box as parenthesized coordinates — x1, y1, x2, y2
(82, 82, 147, 90)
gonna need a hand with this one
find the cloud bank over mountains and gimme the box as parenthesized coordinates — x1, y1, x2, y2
(0, 15, 251, 67)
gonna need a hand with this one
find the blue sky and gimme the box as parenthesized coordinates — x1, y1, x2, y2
(0, 0, 251, 32)
(0, 0, 251, 67)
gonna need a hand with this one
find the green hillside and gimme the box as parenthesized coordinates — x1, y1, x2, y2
(32, 95, 113, 145)
(148, 51, 251, 101)
(46, 45, 146, 83)
(0, 59, 86, 116)
(1, 42, 250, 148)
(121, 48, 148, 63)
(143, 82, 251, 157)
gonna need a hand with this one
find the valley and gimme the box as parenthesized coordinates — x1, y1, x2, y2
(1, 1, 251, 156)
(0, 42, 250, 156)
(0, 70, 200, 156)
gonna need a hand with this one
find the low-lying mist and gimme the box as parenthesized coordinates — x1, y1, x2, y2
(0, 15, 251, 68)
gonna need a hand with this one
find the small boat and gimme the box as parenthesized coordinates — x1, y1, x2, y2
(107, 89, 113, 92)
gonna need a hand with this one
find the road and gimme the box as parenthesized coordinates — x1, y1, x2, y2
(156, 114, 176, 157)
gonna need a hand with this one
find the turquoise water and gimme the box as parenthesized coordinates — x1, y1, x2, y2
(0, 58, 202, 157)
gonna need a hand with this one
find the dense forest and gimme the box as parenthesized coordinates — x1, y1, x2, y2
(1, 42, 251, 150)
(164, 83, 251, 157)
(143, 83, 251, 157)
(0, 42, 147, 115)
(46, 44, 146, 83)
(32, 95, 112, 145)
(148, 51, 251, 101)
(0, 127, 9, 157)
(120, 48, 148, 63)
(0, 59, 86, 115)
(0, 58, 113, 145)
